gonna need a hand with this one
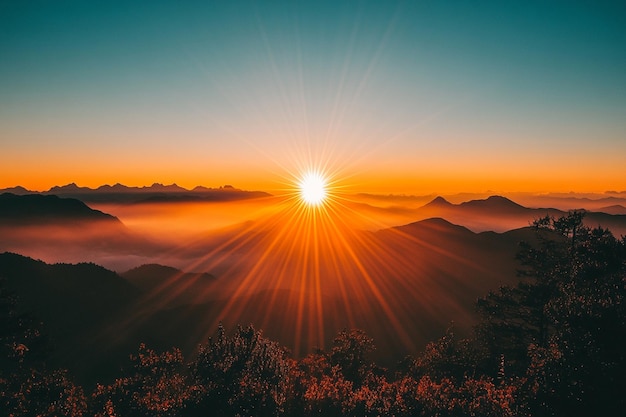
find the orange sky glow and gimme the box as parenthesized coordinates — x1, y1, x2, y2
(1, 1, 625, 196)
(2, 154, 624, 195)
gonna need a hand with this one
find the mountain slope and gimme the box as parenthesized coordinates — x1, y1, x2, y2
(459, 195, 527, 214)
(0, 253, 140, 383)
(597, 205, 626, 215)
(121, 264, 216, 307)
(0, 193, 166, 270)
(0, 193, 121, 226)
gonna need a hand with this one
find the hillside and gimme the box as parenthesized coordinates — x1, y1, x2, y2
(0, 193, 168, 270)
(121, 263, 216, 307)
(0, 253, 139, 383)
(0, 193, 121, 226)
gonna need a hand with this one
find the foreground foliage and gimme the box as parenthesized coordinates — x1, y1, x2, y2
(1, 212, 624, 416)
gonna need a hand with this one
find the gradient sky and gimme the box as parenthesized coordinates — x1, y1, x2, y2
(1, 0, 625, 193)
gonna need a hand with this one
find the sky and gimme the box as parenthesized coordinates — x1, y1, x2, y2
(1, 0, 625, 193)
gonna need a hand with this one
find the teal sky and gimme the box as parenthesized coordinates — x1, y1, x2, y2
(1, 0, 625, 192)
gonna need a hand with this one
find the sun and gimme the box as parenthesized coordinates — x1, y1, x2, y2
(298, 171, 328, 206)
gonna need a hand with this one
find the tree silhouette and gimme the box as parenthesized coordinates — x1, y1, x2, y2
(91, 344, 192, 417)
(189, 324, 291, 416)
(476, 212, 626, 416)
(0, 278, 87, 416)
(329, 329, 377, 387)
(411, 325, 486, 380)
(0, 278, 49, 370)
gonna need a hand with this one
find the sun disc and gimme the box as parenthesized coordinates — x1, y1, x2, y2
(298, 172, 328, 206)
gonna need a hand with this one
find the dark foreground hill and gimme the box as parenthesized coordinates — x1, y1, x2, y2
(121, 263, 216, 307)
(0, 253, 139, 383)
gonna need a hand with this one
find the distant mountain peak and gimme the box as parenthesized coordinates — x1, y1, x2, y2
(462, 195, 525, 210)
(487, 195, 516, 203)
(50, 183, 81, 191)
(192, 185, 212, 192)
(47, 183, 98, 194)
(419, 217, 456, 226)
(147, 183, 187, 192)
(596, 205, 626, 215)
(423, 196, 453, 208)
(394, 217, 475, 236)
(0, 186, 31, 195)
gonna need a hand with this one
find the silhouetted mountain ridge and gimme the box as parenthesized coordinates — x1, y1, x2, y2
(597, 205, 626, 215)
(121, 263, 216, 305)
(0, 193, 122, 226)
(393, 217, 475, 238)
(423, 196, 453, 208)
(48, 182, 192, 194)
(0, 185, 31, 195)
(414, 195, 626, 235)
(459, 195, 526, 212)
(0, 183, 273, 204)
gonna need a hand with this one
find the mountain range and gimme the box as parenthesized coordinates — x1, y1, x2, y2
(1, 192, 625, 271)
(0, 183, 272, 204)
(411, 195, 626, 235)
